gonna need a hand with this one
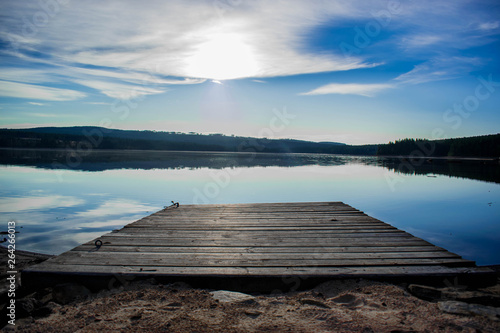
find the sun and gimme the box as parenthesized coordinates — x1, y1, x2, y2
(185, 33, 259, 81)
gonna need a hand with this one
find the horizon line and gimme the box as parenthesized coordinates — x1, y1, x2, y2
(1, 125, 499, 147)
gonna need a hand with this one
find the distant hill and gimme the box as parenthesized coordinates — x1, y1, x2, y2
(1, 127, 498, 157)
(377, 133, 500, 158)
(0, 127, 378, 155)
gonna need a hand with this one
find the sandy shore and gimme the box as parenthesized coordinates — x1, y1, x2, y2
(1, 248, 499, 332)
(2, 278, 499, 332)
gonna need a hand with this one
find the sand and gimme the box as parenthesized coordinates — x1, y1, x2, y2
(1, 246, 499, 332)
(4, 278, 499, 332)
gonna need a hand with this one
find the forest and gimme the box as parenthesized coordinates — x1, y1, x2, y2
(0, 127, 377, 155)
(376, 134, 500, 158)
(1, 127, 498, 157)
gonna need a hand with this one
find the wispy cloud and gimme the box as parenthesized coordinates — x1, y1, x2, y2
(73, 79, 165, 99)
(395, 56, 483, 84)
(84, 102, 112, 105)
(0, 0, 497, 102)
(0, 80, 86, 101)
(0, 0, 375, 89)
(0, 66, 205, 101)
(478, 21, 499, 31)
(28, 102, 45, 106)
(0, 68, 58, 84)
(26, 112, 58, 118)
(401, 35, 442, 48)
(300, 83, 394, 97)
(70, 66, 206, 86)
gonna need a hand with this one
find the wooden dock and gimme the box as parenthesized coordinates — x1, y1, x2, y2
(23, 202, 493, 290)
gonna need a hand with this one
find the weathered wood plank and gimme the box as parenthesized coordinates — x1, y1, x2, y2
(145, 213, 366, 218)
(72, 245, 450, 253)
(23, 202, 480, 285)
(135, 215, 380, 220)
(44, 256, 474, 268)
(111, 230, 407, 237)
(135, 222, 376, 227)
(83, 237, 431, 247)
(24, 264, 489, 278)
(55, 259, 452, 267)
(55, 251, 463, 261)
(127, 219, 389, 223)
(121, 224, 398, 232)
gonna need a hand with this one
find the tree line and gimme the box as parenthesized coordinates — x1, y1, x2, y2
(2, 127, 497, 157)
(376, 134, 500, 158)
(0, 128, 377, 155)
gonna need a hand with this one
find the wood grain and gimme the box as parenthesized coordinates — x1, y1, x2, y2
(23, 202, 479, 281)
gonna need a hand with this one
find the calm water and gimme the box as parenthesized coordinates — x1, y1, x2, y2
(1, 149, 499, 266)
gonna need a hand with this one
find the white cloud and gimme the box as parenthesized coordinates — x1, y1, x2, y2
(75, 199, 156, 217)
(26, 112, 58, 118)
(73, 79, 165, 99)
(0, 66, 205, 101)
(395, 56, 483, 84)
(0, 195, 84, 213)
(84, 102, 112, 105)
(401, 35, 442, 48)
(70, 66, 205, 86)
(69, 69, 204, 99)
(0, 80, 86, 101)
(28, 102, 45, 106)
(300, 83, 394, 97)
(0, 0, 496, 99)
(0, 68, 58, 84)
(1, 0, 375, 85)
(478, 21, 499, 31)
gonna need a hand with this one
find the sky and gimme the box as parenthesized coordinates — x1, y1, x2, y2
(0, 0, 499, 145)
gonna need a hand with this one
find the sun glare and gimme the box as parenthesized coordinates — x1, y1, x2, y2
(185, 33, 259, 80)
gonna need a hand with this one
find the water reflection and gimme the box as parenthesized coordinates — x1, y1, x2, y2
(0, 148, 378, 170)
(0, 194, 84, 213)
(1, 148, 499, 184)
(0, 149, 499, 265)
(380, 157, 500, 184)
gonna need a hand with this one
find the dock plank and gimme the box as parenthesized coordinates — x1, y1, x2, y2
(25, 264, 490, 278)
(72, 245, 450, 253)
(23, 202, 487, 287)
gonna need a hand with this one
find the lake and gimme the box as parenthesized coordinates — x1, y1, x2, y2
(0, 148, 499, 266)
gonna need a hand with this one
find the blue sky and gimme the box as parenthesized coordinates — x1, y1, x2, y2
(0, 0, 499, 144)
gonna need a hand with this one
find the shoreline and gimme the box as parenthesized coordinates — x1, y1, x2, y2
(1, 147, 499, 161)
(1, 249, 499, 331)
(0, 246, 53, 278)
(379, 155, 500, 162)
